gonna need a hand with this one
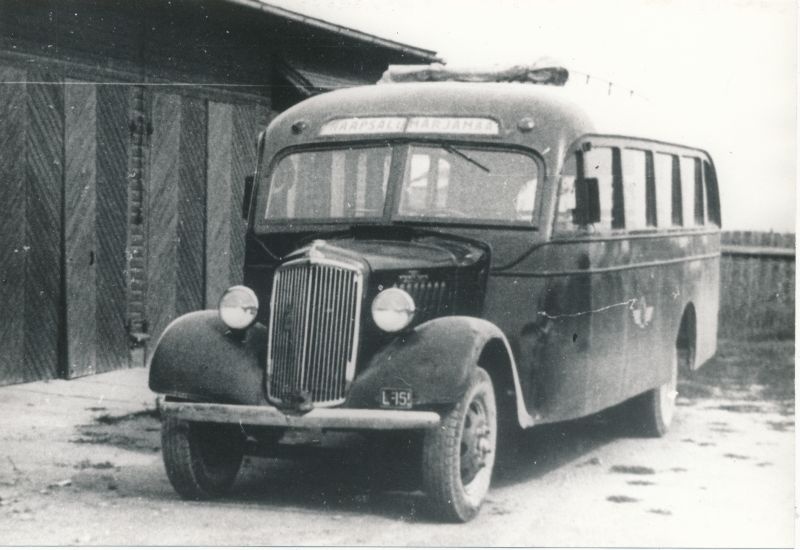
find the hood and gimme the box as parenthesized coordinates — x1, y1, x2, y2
(283, 230, 489, 273)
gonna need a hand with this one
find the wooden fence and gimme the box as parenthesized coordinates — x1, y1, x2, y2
(720, 231, 795, 339)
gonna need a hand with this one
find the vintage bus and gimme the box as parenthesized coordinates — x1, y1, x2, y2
(149, 66, 721, 522)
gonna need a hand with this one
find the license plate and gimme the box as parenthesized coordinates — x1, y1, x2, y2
(380, 388, 413, 409)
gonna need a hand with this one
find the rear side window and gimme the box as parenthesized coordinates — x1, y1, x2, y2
(679, 156, 703, 226)
(703, 161, 721, 226)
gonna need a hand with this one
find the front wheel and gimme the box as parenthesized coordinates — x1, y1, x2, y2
(161, 414, 245, 500)
(422, 367, 497, 522)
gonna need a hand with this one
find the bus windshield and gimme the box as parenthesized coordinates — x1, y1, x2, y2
(257, 144, 539, 226)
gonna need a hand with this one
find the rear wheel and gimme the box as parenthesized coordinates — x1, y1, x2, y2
(422, 367, 497, 522)
(161, 414, 245, 499)
(629, 350, 678, 437)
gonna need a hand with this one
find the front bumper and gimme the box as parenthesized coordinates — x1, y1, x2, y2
(158, 398, 441, 430)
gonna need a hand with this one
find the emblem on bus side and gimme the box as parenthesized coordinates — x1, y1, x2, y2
(631, 297, 654, 328)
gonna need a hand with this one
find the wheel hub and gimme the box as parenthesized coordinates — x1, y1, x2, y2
(460, 401, 493, 484)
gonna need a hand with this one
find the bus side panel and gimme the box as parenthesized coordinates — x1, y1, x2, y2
(482, 274, 590, 420)
(621, 238, 686, 400)
(488, 231, 720, 425)
(688, 233, 720, 368)
(485, 241, 634, 423)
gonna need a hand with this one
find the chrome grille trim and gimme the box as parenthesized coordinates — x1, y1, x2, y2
(267, 258, 363, 407)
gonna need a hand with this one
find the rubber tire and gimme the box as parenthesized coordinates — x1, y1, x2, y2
(422, 367, 497, 522)
(629, 349, 678, 437)
(161, 414, 245, 500)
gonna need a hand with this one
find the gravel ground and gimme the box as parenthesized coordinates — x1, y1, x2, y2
(0, 338, 793, 546)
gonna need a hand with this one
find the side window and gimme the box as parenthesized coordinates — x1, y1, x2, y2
(703, 160, 721, 226)
(583, 146, 618, 230)
(679, 156, 700, 226)
(554, 153, 577, 233)
(555, 146, 620, 233)
(621, 149, 649, 229)
(654, 153, 676, 227)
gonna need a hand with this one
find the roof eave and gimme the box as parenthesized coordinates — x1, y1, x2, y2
(225, 0, 442, 63)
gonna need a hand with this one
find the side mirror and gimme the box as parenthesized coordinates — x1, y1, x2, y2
(242, 175, 254, 220)
(573, 177, 600, 226)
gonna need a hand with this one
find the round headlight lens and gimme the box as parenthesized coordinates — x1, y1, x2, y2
(219, 285, 259, 330)
(371, 288, 416, 333)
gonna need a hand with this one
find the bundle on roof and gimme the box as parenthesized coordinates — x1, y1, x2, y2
(378, 58, 569, 86)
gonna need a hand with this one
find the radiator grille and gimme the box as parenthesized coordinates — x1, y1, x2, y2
(267, 260, 362, 406)
(397, 280, 450, 323)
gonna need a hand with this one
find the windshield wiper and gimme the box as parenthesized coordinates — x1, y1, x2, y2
(441, 143, 491, 173)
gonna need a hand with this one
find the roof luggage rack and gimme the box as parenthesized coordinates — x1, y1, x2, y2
(378, 58, 569, 86)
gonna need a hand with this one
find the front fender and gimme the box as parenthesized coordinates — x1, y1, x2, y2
(346, 317, 534, 428)
(148, 311, 268, 405)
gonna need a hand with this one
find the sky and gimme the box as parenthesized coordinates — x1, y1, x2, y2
(268, 0, 796, 232)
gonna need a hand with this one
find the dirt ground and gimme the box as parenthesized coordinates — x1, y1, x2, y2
(0, 338, 794, 546)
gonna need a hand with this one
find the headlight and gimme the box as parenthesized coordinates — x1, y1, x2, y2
(218, 285, 259, 330)
(371, 288, 415, 332)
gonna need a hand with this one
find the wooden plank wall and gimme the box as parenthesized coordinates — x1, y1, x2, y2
(205, 102, 268, 309)
(23, 72, 64, 382)
(65, 80, 98, 378)
(719, 231, 795, 340)
(0, 65, 65, 384)
(0, 67, 30, 384)
(64, 79, 132, 378)
(95, 84, 133, 373)
(146, 94, 268, 344)
(145, 92, 183, 343)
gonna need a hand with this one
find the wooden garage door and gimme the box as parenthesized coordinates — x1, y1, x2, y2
(0, 65, 64, 385)
(145, 91, 268, 346)
(63, 80, 131, 378)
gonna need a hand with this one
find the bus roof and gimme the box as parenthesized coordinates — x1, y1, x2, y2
(265, 81, 700, 162)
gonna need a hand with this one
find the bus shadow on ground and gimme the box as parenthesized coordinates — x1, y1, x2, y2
(492, 412, 631, 488)
(228, 410, 628, 520)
